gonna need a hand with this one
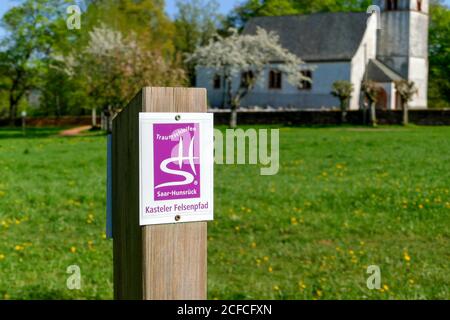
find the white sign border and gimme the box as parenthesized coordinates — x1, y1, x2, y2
(139, 112, 214, 226)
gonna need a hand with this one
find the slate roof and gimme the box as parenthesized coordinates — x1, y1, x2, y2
(366, 59, 404, 82)
(243, 12, 370, 62)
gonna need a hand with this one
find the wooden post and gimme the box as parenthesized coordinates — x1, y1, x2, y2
(112, 87, 208, 300)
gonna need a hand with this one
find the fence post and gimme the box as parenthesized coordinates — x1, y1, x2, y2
(112, 87, 208, 300)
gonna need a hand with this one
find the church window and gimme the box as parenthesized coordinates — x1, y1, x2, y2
(240, 71, 255, 88)
(417, 0, 422, 11)
(269, 70, 282, 89)
(387, 0, 398, 10)
(213, 74, 221, 89)
(299, 70, 312, 90)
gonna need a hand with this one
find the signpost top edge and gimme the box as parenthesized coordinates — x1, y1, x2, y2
(138, 112, 213, 121)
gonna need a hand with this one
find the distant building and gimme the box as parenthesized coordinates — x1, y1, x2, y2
(197, 0, 429, 110)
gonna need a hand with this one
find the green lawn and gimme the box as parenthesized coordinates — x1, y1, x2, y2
(0, 125, 449, 300)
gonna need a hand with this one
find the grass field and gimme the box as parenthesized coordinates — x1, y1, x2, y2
(0, 125, 449, 300)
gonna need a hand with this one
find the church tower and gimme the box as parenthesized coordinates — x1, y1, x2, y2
(374, 0, 429, 108)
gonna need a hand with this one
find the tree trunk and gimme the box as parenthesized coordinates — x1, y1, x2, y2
(226, 77, 232, 110)
(340, 100, 347, 124)
(341, 110, 347, 124)
(403, 102, 409, 126)
(104, 106, 113, 134)
(229, 104, 238, 129)
(370, 102, 377, 127)
(9, 99, 17, 127)
(92, 108, 97, 128)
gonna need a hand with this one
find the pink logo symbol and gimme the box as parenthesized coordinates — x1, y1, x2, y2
(153, 123, 200, 201)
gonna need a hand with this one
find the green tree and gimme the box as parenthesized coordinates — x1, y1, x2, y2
(0, 0, 68, 124)
(174, 0, 223, 85)
(331, 80, 354, 123)
(82, 0, 175, 54)
(227, 0, 371, 28)
(429, 0, 450, 108)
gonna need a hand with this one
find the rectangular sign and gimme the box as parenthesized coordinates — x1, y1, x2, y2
(139, 113, 214, 226)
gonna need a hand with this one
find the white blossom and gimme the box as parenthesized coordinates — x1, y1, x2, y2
(187, 27, 310, 111)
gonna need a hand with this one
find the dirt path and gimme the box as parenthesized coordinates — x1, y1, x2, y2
(59, 126, 92, 136)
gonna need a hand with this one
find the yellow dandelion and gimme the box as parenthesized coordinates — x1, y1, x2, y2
(316, 290, 323, 297)
(273, 285, 280, 291)
(418, 204, 424, 209)
(383, 284, 389, 291)
(298, 281, 306, 290)
(251, 242, 257, 248)
(102, 233, 107, 239)
(14, 245, 24, 251)
(409, 279, 415, 285)
(291, 217, 298, 225)
(404, 252, 411, 262)
(263, 256, 269, 262)
(256, 259, 261, 266)
(0, 190, 5, 197)
(268, 266, 273, 273)
(70, 246, 77, 253)
(349, 250, 355, 255)
(0, 254, 5, 260)
(235, 226, 240, 231)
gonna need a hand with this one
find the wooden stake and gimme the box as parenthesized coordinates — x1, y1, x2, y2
(112, 87, 208, 300)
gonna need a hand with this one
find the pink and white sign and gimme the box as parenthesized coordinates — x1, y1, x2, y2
(139, 113, 214, 226)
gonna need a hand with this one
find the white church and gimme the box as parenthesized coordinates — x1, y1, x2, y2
(196, 0, 429, 110)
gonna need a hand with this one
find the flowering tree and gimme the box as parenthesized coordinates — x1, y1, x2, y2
(58, 25, 186, 131)
(187, 27, 309, 128)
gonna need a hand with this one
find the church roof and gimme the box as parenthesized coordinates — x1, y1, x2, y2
(243, 12, 369, 62)
(366, 59, 404, 82)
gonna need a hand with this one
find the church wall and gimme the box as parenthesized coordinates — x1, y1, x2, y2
(409, 11, 429, 108)
(350, 14, 378, 110)
(377, 11, 410, 77)
(376, 0, 429, 108)
(197, 62, 351, 109)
